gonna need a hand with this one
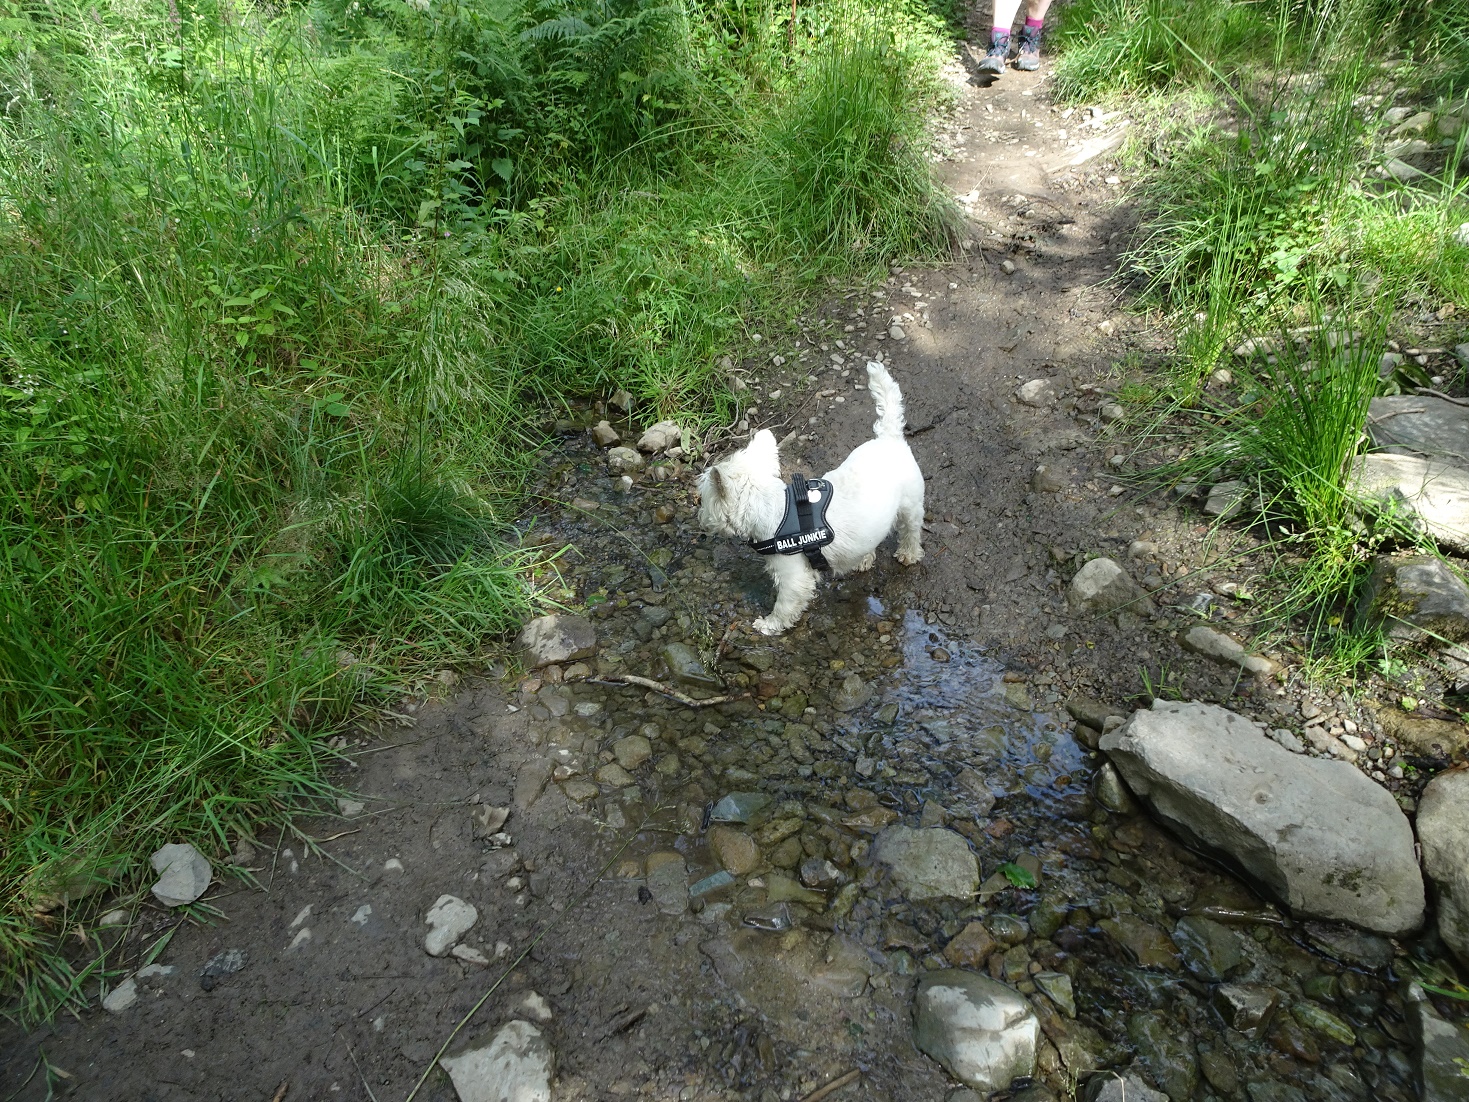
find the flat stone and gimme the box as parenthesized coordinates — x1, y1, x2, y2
(1034, 972, 1075, 1018)
(149, 842, 212, 908)
(645, 852, 688, 915)
(943, 922, 999, 969)
(425, 895, 478, 957)
(1408, 982, 1469, 1101)
(1302, 920, 1393, 969)
(1418, 769, 1469, 965)
(710, 792, 770, 823)
(1082, 1071, 1167, 1102)
(1018, 379, 1056, 407)
(661, 642, 721, 689)
(1180, 625, 1277, 676)
(102, 977, 138, 1013)
(1067, 557, 1153, 616)
(612, 735, 653, 770)
(1172, 915, 1245, 981)
(590, 420, 620, 446)
(872, 827, 979, 902)
(1358, 553, 1469, 643)
(833, 673, 872, 712)
(708, 826, 760, 876)
(690, 870, 735, 899)
(913, 970, 1039, 1092)
(516, 613, 597, 669)
(1099, 914, 1180, 972)
(765, 873, 825, 907)
(1204, 480, 1250, 519)
(1367, 394, 1469, 460)
(595, 762, 635, 787)
(1102, 700, 1425, 935)
(1066, 697, 1127, 730)
(1350, 452, 1469, 554)
(439, 1020, 553, 1102)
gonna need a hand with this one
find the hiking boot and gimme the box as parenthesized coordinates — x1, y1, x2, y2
(977, 34, 1010, 75)
(1015, 25, 1042, 71)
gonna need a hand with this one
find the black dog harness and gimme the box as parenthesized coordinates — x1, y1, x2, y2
(749, 473, 835, 571)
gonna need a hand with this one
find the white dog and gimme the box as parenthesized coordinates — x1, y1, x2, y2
(697, 361, 925, 635)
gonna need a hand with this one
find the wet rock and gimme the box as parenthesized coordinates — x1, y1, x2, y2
(1093, 762, 1137, 814)
(644, 852, 688, 915)
(1350, 453, 1469, 555)
(1357, 553, 1469, 643)
(1172, 915, 1244, 981)
(517, 614, 598, 669)
(636, 420, 681, 454)
(872, 827, 979, 902)
(1180, 624, 1277, 676)
(943, 922, 999, 969)
(708, 826, 760, 876)
(1034, 972, 1075, 1018)
(611, 734, 652, 771)
(1066, 696, 1126, 730)
(1247, 1083, 1307, 1102)
(1302, 920, 1393, 969)
(1127, 1013, 1199, 1100)
(660, 642, 720, 689)
(1417, 768, 1469, 965)
(1018, 379, 1057, 408)
(710, 791, 770, 823)
(765, 873, 824, 906)
(982, 913, 1029, 948)
(590, 420, 619, 446)
(439, 1020, 554, 1102)
(800, 857, 843, 889)
(690, 871, 735, 900)
(149, 842, 212, 907)
(1407, 982, 1469, 1101)
(1099, 914, 1181, 972)
(1199, 1049, 1239, 1096)
(833, 673, 872, 712)
(1291, 1001, 1356, 1045)
(425, 896, 478, 957)
(102, 977, 138, 1013)
(1028, 895, 1069, 939)
(594, 763, 634, 787)
(1082, 1071, 1167, 1102)
(1212, 984, 1280, 1038)
(807, 935, 873, 997)
(1067, 558, 1153, 616)
(843, 806, 899, 833)
(606, 446, 645, 474)
(1101, 700, 1425, 934)
(955, 768, 997, 814)
(913, 970, 1040, 1092)
(560, 778, 598, 802)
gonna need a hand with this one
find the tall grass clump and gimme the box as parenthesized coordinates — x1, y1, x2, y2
(0, 0, 955, 1018)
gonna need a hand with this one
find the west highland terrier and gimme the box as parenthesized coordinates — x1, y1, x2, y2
(697, 361, 925, 635)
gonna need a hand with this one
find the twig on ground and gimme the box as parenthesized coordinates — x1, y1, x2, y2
(714, 620, 740, 660)
(799, 1069, 860, 1102)
(1414, 387, 1469, 408)
(580, 675, 744, 708)
(598, 1005, 648, 1040)
(315, 829, 360, 844)
(270, 1081, 289, 1102)
(343, 1040, 379, 1102)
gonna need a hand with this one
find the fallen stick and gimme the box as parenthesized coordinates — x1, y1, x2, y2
(598, 1005, 648, 1040)
(799, 1069, 860, 1102)
(270, 1082, 289, 1102)
(581, 675, 744, 708)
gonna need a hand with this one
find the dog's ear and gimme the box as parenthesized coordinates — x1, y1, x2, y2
(748, 429, 779, 468)
(708, 467, 725, 497)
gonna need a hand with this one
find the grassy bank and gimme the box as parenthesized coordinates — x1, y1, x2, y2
(1053, 0, 1469, 667)
(0, 0, 956, 1018)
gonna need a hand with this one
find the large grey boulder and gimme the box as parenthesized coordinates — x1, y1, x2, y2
(1068, 557, 1154, 616)
(1357, 553, 1469, 643)
(516, 613, 597, 669)
(913, 970, 1039, 1092)
(1082, 1070, 1168, 1102)
(439, 1020, 553, 1102)
(149, 843, 212, 908)
(1350, 452, 1469, 554)
(1417, 769, 1469, 965)
(872, 827, 979, 902)
(1101, 701, 1424, 935)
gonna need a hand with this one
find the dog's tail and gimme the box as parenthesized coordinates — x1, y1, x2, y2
(867, 361, 906, 441)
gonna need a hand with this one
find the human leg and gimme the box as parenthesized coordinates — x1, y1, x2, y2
(1015, 0, 1053, 70)
(977, 0, 1024, 73)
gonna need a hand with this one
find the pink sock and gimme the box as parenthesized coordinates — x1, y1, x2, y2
(991, 25, 1010, 40)
(1025, 15, 1043, 30)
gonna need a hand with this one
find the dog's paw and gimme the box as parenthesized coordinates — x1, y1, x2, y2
(752, 616, 787, 636)
(855, 552, 877, 572)
(895, 546, 924, 566)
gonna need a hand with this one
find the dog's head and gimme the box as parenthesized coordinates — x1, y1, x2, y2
(696, 429, 782, 538)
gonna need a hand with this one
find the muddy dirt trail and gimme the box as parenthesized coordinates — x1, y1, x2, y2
(1, 39, 1440, 1102)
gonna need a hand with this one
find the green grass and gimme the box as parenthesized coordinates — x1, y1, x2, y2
(1056, 0, 1469, 671)
(0, 0, 956, 1019)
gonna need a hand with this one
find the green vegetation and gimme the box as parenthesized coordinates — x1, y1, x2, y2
(1056, 0, 1469, 668)
(0, 0, 955, 1018)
